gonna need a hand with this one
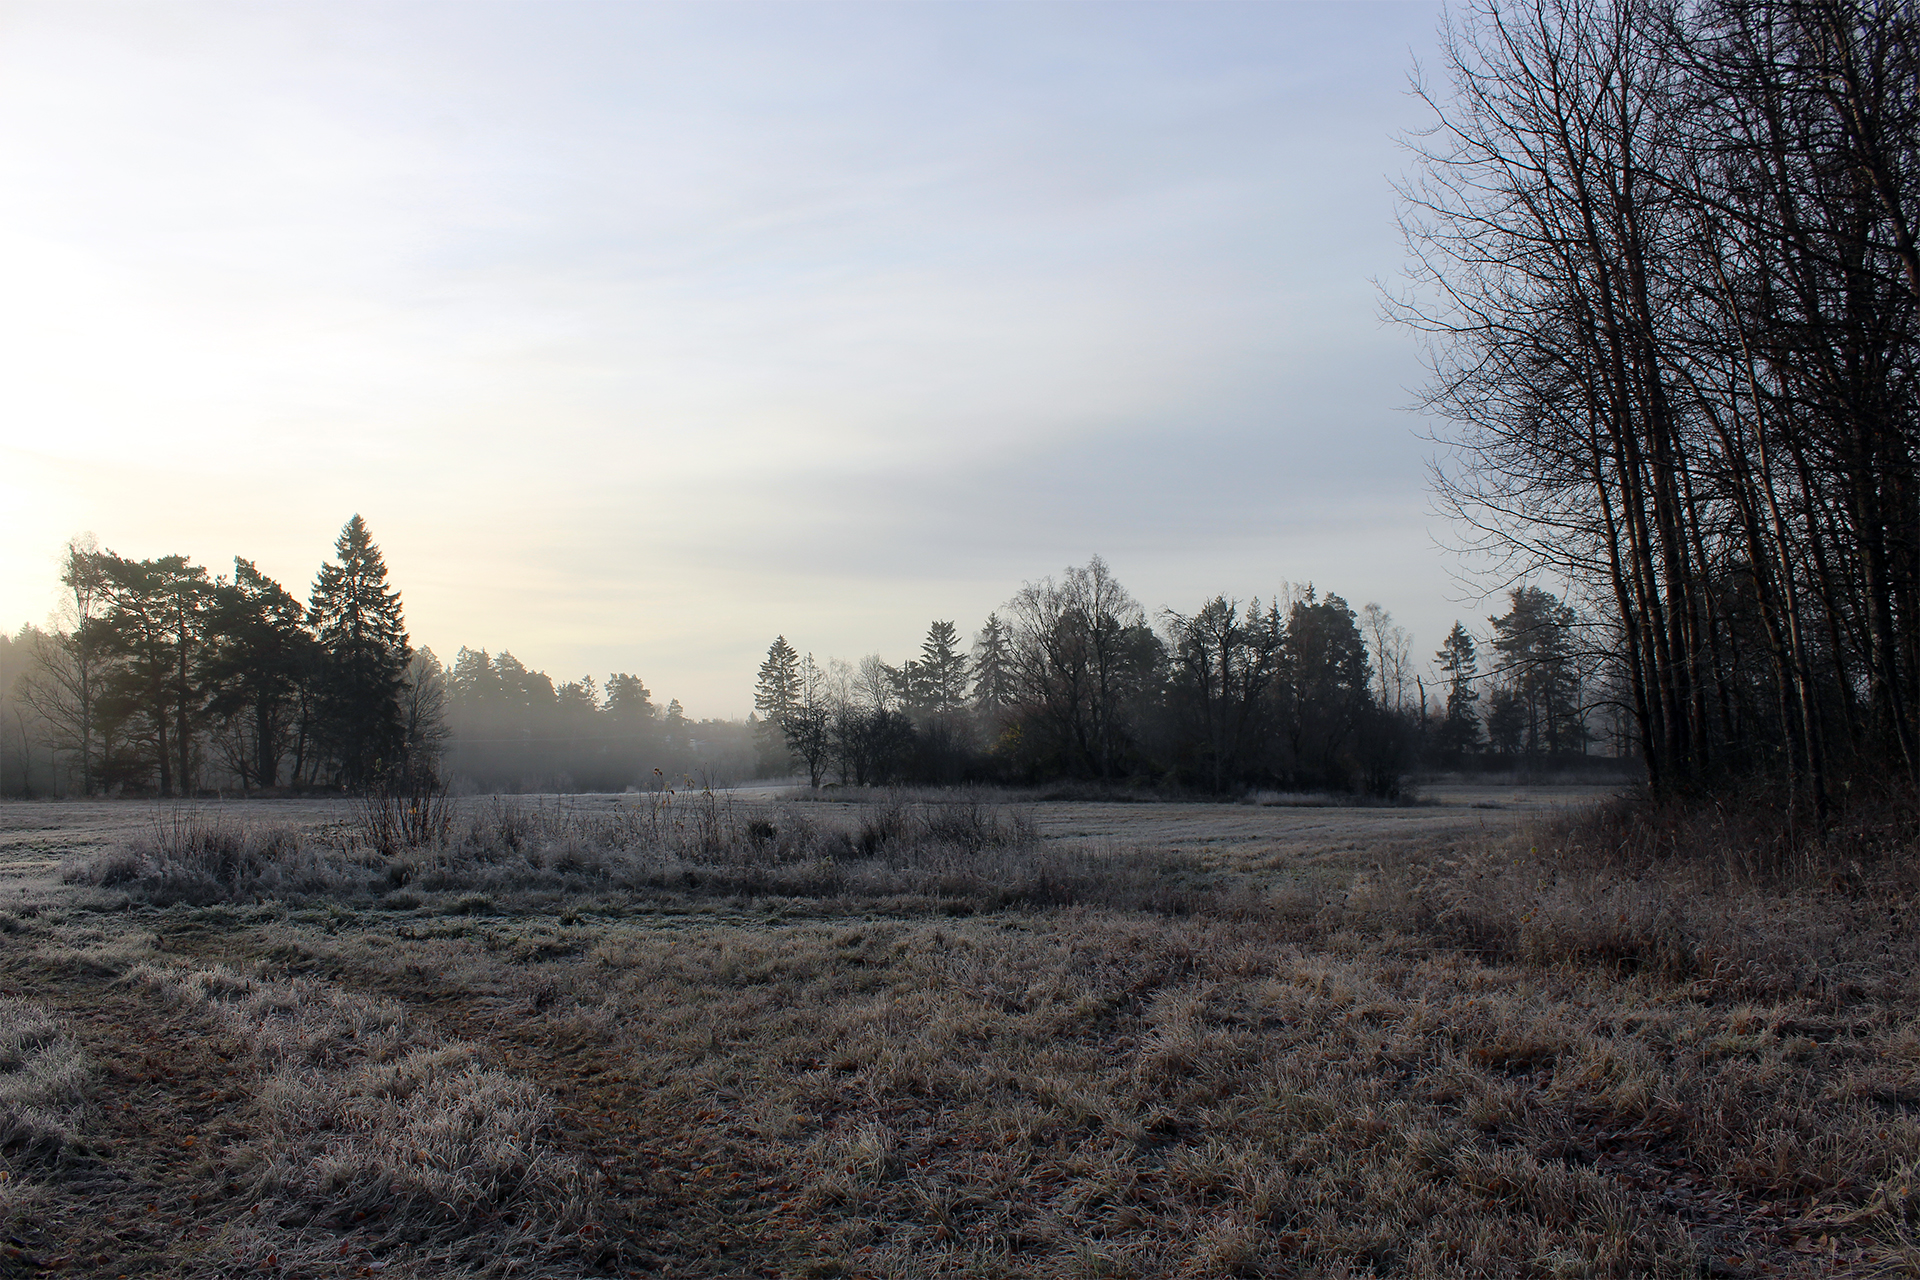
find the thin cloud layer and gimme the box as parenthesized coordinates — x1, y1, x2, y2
(0, 1, 1450, 716)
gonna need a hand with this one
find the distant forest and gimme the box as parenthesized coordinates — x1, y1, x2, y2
(747, 556, 1625, 796)
(0, 523, 1624, 799)
(0, 517, 751, 799)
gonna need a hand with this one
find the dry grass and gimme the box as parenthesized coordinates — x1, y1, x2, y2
(10, 790, 1920, 1276)
(124, 960, 600, 1276)
(0, 996, 90, 1209)
(64, 796, 1212, 917)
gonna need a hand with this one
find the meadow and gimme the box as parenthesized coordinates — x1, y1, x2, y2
(1, 783, 1914, 1278)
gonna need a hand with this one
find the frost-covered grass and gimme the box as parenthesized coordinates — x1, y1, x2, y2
(15, 791, 1920, 1276)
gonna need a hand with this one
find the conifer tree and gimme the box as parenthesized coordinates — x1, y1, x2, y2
(971, 614, 1013, 713)
(96, 552, 211, 796)
(204, 558, 312, 790)
(753, 636, 801, 774)
(917, 621, 969, 716)
(1434, 622, 1481, 754)
(309, 515, 410, 789)
(1489, 587, 1583, 755)
(604, 673, 655, 727)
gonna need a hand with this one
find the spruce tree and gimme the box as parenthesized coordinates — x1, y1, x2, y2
(1489, 587, 1583, 755)
(309, 515, 410, 789)
(1434, 622, 1480, 753)
(971, 614, 1013, 712)
(753, 636, 800, 774)
(917, 621, 969, 716)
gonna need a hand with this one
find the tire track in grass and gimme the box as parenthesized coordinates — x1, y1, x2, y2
(0, 949, 281, 1278)
(167, 925, 804, 1276)
(421, 1003, 802, 1277)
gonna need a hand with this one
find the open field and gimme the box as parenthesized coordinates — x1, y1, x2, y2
(3, 785, 1917, 1278)
(0, 783, 1608, 878)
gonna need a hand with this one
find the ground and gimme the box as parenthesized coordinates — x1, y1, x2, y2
(1, 784, 1914, 1278)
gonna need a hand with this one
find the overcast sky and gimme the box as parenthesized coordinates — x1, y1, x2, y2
(0, 0, 1464, 718)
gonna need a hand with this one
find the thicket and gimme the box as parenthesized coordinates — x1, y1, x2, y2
(1396, 0, 1920, 826)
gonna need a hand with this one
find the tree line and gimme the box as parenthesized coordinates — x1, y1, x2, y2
(1, 534, 1618, 798)
(750, 556, 1622, 795)
(1397, 0, 1920, 815)
(437, 649, 752, 793)
(0, 517, 743, 797)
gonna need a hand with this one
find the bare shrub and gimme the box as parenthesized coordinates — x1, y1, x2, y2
(360, 773, 456, 858)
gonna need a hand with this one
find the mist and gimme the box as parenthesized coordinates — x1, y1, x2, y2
(0, 2, 1454, 720)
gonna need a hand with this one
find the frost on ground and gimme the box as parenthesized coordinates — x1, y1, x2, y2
(127, 961, 598, 1276)
(3, 787, 1915, 1278)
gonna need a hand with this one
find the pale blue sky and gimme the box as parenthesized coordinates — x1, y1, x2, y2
(0, 1, 1459, 717)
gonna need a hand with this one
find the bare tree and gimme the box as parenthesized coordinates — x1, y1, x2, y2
(1003, 556, 1159, 778)
(16, 537, 110, 793)
(401, 648, 451, 783)
(782, 654, 833, 788)
(1360, 603, 1415, 713)
(1393, 0, 1920, 809)
(1163, 597, 1285, 792)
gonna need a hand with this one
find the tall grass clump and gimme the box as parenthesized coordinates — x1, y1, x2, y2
(401, 793, 1205, 913)
(62, 812, 380, 906)
(1402, 788, 1920, 999)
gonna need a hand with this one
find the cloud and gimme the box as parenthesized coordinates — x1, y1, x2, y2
(0, 1, 1453, 716)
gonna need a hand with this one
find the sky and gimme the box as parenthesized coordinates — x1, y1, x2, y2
(0, 0, 1467, 719)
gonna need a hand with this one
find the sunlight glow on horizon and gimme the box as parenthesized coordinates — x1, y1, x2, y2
(0, 1, 1456, 718)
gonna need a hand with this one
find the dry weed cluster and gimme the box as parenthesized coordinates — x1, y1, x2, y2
(64, 795, 1205, 917)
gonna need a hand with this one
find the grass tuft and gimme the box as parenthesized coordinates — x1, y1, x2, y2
(0, 998, 89, 1172)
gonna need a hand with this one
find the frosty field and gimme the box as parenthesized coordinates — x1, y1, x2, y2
(2, 785, 1914, 1279)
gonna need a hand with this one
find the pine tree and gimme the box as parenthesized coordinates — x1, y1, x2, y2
(604, 673, 655, 727)
(204, 558, 313, 790)
(309, 515, 410, 789)
(663, 698, 688, 749)
(971, 614, 1013, 712)
(97, 552, 212, 796)
(917, 621, 969, 716)
(753, 636, 801, 774)
(1434, 621, 1480, 754)
(604, 672, 658, 786)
